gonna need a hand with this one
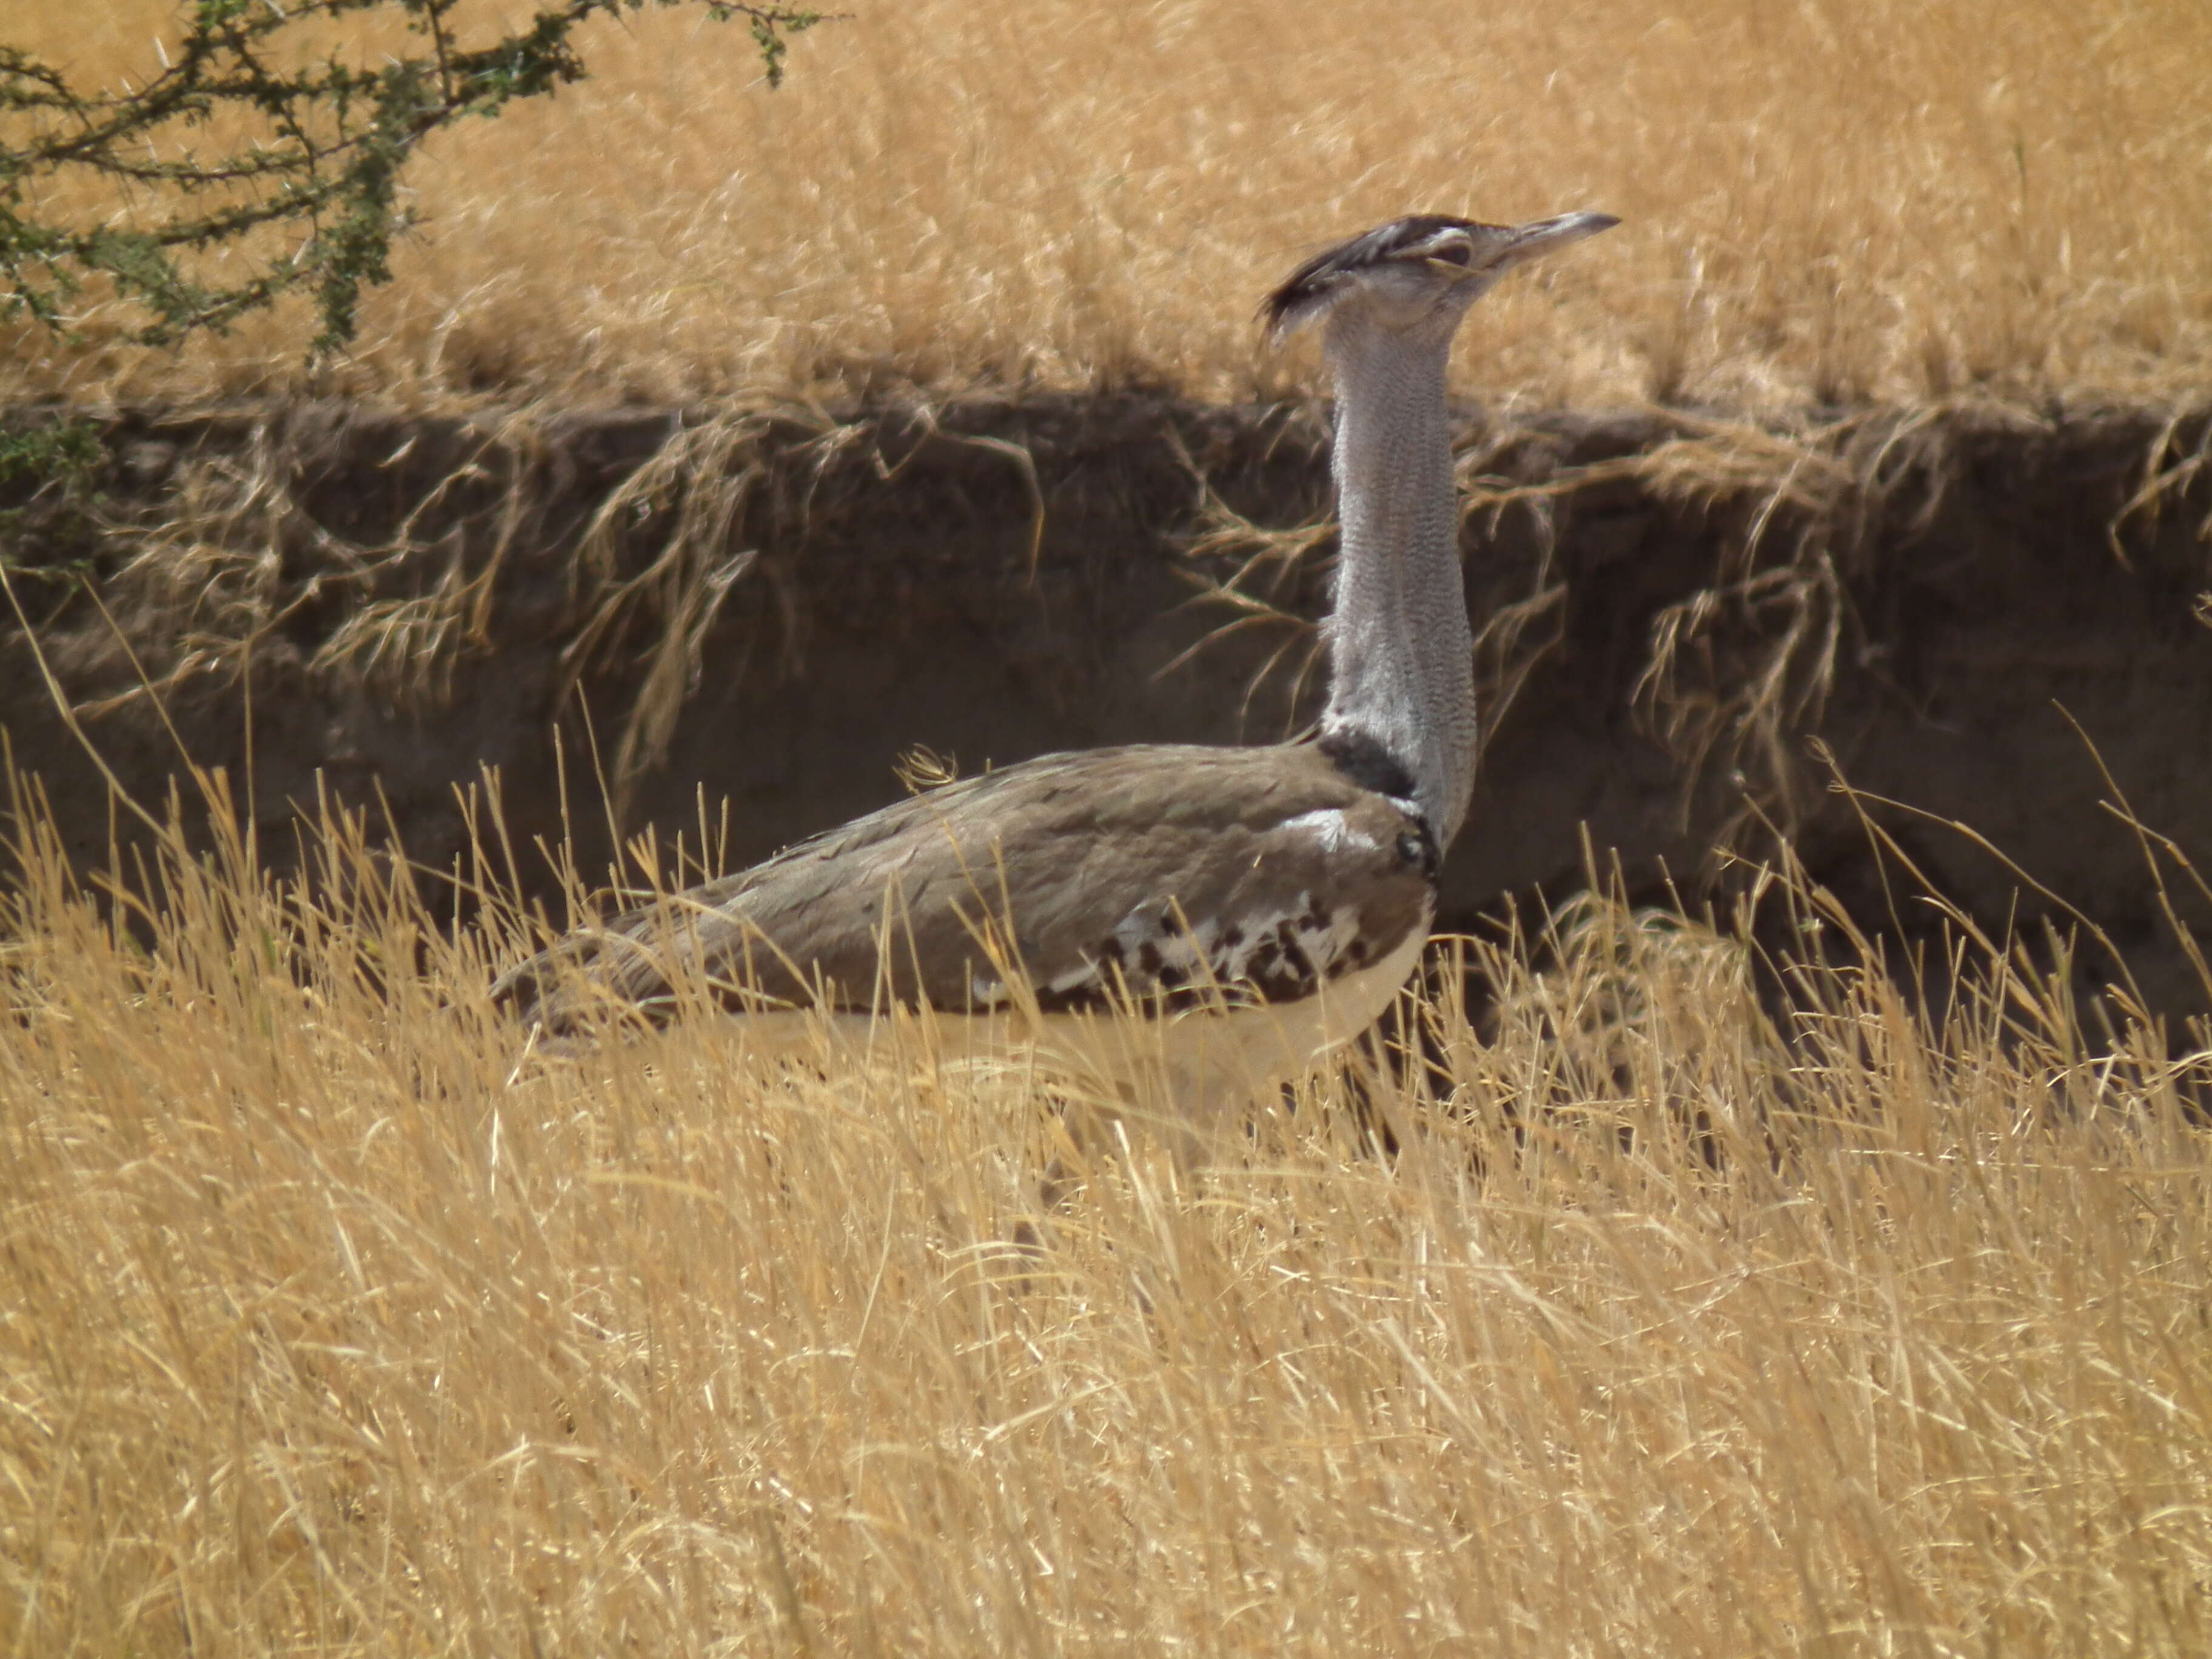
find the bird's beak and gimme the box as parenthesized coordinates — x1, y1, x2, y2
(1483, 210, 1621, 273)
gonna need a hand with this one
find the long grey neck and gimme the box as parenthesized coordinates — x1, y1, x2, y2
(1318, 315, 1478, 848)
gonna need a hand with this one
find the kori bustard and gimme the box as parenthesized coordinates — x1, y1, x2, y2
(498, 212, 1618, 1134)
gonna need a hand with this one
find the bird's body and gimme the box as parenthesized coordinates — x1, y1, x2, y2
(499, 741, 1436, 1140)
(498, 209, 1618, 1134)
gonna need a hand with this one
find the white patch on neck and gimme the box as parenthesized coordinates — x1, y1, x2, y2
(1278, 808, 1384, 857)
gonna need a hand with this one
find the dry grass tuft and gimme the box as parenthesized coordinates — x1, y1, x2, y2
(560, 407, 786, 796)
(59, 406, 568, 719)
(4, 774, 2210, 1654)
(6, 0, 2210, 412)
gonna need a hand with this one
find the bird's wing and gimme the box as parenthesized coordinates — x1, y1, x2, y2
(495, 743, 1435, 1035)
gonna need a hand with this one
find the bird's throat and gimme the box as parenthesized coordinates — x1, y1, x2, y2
(1318, 320, 1479, 850)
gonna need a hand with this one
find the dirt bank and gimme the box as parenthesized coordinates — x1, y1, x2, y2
(5, 395, 2211, 1021)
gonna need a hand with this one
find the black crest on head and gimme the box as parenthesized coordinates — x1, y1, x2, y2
(1261, 214, 1499, 339)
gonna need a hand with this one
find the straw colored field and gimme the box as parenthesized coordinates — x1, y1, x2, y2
(7, 0, 2210, 411)
(2, 794, 2208, 1654)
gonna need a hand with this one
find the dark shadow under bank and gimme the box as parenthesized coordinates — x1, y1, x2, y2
(4, 394, 2211, 1027)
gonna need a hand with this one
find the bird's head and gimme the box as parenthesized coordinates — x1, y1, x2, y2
(1262, 211, 1618, 347)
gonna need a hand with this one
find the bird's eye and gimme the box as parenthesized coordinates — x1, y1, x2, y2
(1424, 241, 1471, 267)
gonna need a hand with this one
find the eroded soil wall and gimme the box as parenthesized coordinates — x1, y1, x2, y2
(5, 397, 2211, 1019)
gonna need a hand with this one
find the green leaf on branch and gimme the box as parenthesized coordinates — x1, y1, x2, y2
(0, 1, 829, 360)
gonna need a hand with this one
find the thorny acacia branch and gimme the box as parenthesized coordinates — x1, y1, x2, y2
(1, 1, 824, 357)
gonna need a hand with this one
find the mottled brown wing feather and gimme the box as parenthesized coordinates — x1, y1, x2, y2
(495, 743, 1435, 1034)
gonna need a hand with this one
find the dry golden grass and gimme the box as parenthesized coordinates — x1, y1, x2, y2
(3, 779, 2210, 1655)
(7, 0, 2211, 412)
(9, 11, 2209, 1648)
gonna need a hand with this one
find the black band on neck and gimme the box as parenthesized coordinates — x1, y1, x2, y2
(1316, 726, 1418, 808)
(1317, 729, 1440, 882)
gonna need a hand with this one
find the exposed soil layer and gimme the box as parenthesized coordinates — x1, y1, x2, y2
(5, 395, 2211, 1023)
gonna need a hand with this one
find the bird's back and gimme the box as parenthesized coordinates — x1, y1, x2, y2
(496, 740, 1436, 1056)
